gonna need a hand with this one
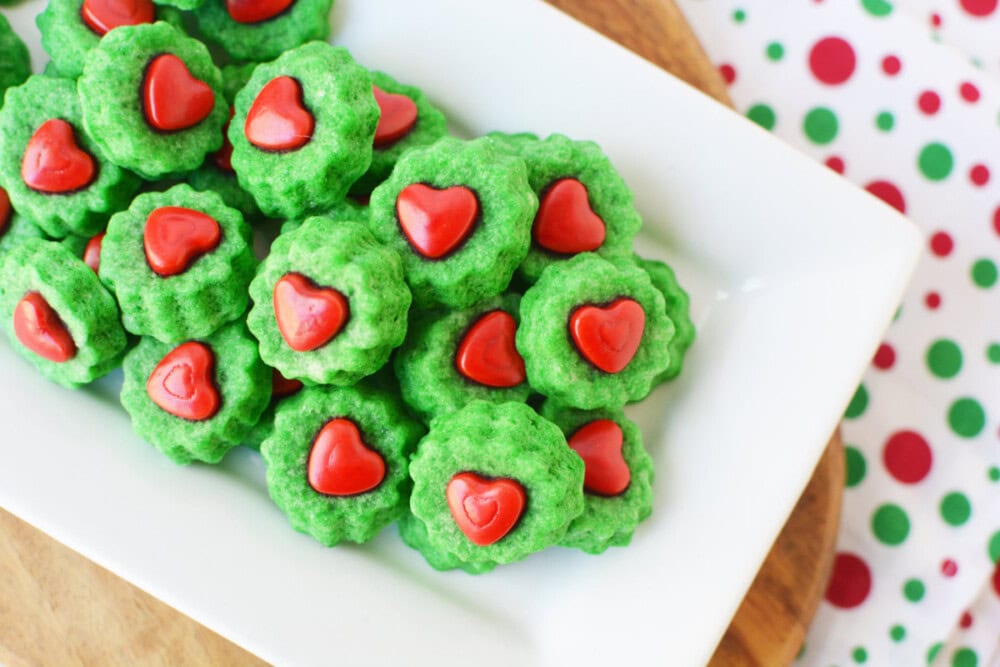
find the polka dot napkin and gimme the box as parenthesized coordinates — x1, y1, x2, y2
(678, 2, 1000, 665)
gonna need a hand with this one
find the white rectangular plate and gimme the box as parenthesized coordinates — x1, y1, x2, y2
(0, 1, 922, 665)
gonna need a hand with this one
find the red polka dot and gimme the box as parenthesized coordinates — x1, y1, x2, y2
(993, 562, 1000, 597)
(931, 12, 943, 27)
(960, 611, 973, 628)
(809, 37, 856, 85)
(873, 343, 896, 370)
(865, 180, 906, 213)
(971, 165, 990, 186)
(960, 82, 981, 102)
(993, 206, 1000, 236)
(929, 231, 954, 257)
(719, 64, 736, 85)
(881, 55, 901, 76)
(918, 90, 941, 114)
(825, 552, 872, 608)
(925, 292, 942, 309)
(883, 430, 933, 484)
(942, 558, 958, 577)
(960, 0, 998, 16)
(825, 156, 846, 174)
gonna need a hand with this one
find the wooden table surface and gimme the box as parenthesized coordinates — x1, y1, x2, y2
(0, 1, 844, 665)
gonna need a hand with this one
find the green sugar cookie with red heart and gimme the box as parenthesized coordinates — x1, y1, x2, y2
(408, 401, 585, 569)
(393, 293, 532, 423)
(0, 239, 127, 388)
(193, 0, 334, 64)
(0, 75, 140, 239)
(0, 185, 48, 261)
(247, 216, 411, 386)
(261, 384, 424, 546)
(368, 136, 536, 309)
(99, 184, 257, 343)
(78, 22, 228, 179)
(120, 320, 269, 464)
(0, 13, 30, 100)
(517, 253, 675, 409)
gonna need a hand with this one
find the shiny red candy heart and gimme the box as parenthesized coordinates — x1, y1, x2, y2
(213, 107, 235, 172)
(81, 0, 154, 36)
(273, 273, 349, 352)
(396, 183, 478, 259)
(225, 0, 293, 23)
(570, 298, 645, 373)
(568, 419, 630, 496)
(446, 472, 526, 547)
(146, 341, 220, 421)
(13, 292, 77, 363)
(533, 178, 606, 254)
(372, 85, 417, 148)
(0, 186, 10, 234)
(307, 418, 385, 496)
(21, 119, 96, 194)
(244, 76, 314, 151)
(83, 232, 104, 274)
(455, 310, 525, 388)
(142, 54, 215, 132)
(270, 368, 302, 399)
(143, 206, 221, 277)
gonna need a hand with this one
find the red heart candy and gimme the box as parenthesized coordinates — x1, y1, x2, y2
(81, 0, 154, 36)
(372, 85, 417, 148)
(225, 0, 293, 23)
(533, 178, 606, 254)
(270, 367, 302, 399)
(213, 107, 235, 172)
(0, 186, 11, 235)
(446, 472, 526, 547)
(570, 298, 645, 374)
(455, 310, 525, 388)
(143, 206, 221, 277)
(13, 292, 77, 363)
(146, 341, 220, 421)
(273, 273, 349, 352)
(244, 76, 314, 151)
(21, 119, 96, 194)
(307, 418, 385, 496)
(396, 183, 478, 259)
(142, 54, 215, 132)
(568, 419, 630, 496)
(83, 232, 105, 274)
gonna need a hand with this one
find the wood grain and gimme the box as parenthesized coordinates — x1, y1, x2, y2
(0, 2, 842, 666)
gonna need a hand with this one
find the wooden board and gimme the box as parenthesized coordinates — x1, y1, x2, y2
(0, 2, 843, 665)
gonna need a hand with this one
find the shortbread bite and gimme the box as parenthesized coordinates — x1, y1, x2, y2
(99, 184, 257, 342)
(0, 75, 140, 238)
(0, 239, 127, 387)
(0, 14, 30, 98)
(261, 384, 424, 546)
(490, 132, 641, 283)
(397, 513, 496, 574)
(635, 255, 694, 383)
(246, 217, 411, 385)
(393, 294, 532, 422)
(517, 253, 673, 409)
(368, 137, 536, 309)
(120, 320, 269, 463)
(350, 70, 449, 197)
(409, 401, 584, 569)
(229, 42, 378, 219)
(79, 22, 228, 178)
(193, 0, 333, 63)
(541, 402, 654, 554)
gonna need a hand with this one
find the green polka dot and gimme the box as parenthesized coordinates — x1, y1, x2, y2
(747, 104, 776, 131)
(845, 384, 868, 419)
(927, 642, 943, 664)
(987, 343, 1000, 363)
(845, 446, 866, 487)
(918, 142, 954, 181)
(766, 42, 784, 61)
(803, 107, 838, 145)
(971, 258, 998, 288)
(904, 578, 925, 602)
(988, 529, 1000, 562)
(733, 8, 746, 23)
(926, 339, 962, 379)
(952, 647, 978, 667)
(989, 466, 1000, 482)
(876, 111, 895, 132)
(940, 492, 972, 526)
(948, 397, 986, 438)
(853, 646, 868, 664)
(890, 624, 906, 642)
(862, 0, 893, 16)
(872, 503, 910, 545)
